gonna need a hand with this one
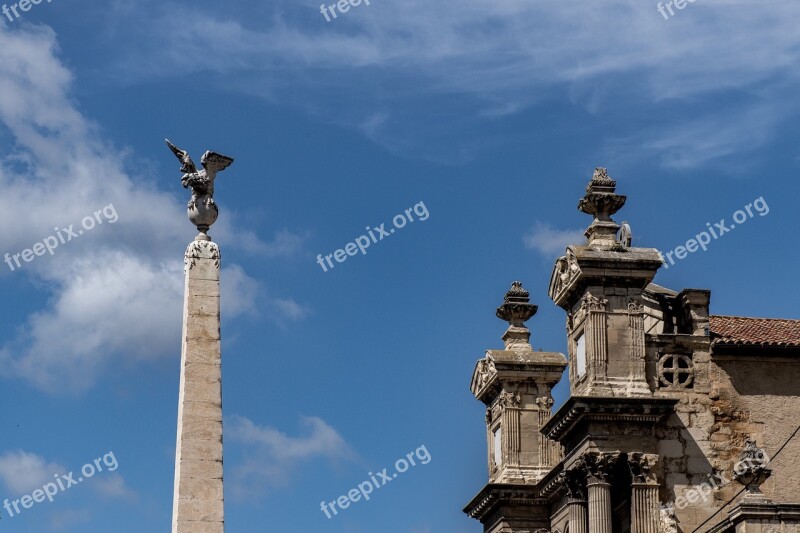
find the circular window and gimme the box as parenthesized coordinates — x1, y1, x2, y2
(658, 354, 694, 388)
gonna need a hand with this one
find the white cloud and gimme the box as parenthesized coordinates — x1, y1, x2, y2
(48, 509, 92, 531)
(226, 415, 353, 497)
(94, 0, 800, 165)
(0, 24, 306, 393)
(0, 450, 63, 494)
(524, 223, 584, 257)
(91, 473, 137, 501)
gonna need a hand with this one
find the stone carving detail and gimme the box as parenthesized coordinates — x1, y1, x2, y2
(496, 281, 538, 349)
(472, 355, 497, 393)
(496, 281, 538, 325)
(578, 168, 627, 247)
(166, 139, 234, 238)
(536, 396, 554, 411)
(565, 462, 587, 500)
(185, 240, 221, 271)
(550, 249, 580, 302)
(627, 298, 644, 314)
(657, 353, 694, 388)
(583, 452, 618, 484)
(499, 391, 521, 408)
(733, 438, 772, 500)
(628, 453, 658, 484)
(618, 221, 632, 248)
(582, 292, 608, 313)
(577, 167, 626, 218)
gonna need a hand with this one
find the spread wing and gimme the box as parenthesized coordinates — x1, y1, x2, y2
(165, 139, 197, 174)
(201, 151, 234, 174)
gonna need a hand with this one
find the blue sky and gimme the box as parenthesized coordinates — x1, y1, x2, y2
(0, 0, 799, 531)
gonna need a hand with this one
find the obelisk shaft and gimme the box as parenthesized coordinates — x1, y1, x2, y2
(172, 239, 224, 533)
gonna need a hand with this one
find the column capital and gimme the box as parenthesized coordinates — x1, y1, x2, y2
(583, 451, 619, 485)
(628, 452, 659, 485)
(565, 463, 588, 501)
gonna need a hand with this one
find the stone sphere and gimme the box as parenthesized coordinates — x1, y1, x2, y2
(188, 195, 219, 230)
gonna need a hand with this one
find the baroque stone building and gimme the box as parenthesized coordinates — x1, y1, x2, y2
(464, 169, 800, 532)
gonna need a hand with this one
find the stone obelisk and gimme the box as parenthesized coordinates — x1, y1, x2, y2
(167, 140, 234, 533)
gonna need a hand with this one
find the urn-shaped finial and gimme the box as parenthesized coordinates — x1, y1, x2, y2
(497, 281, 537, 349)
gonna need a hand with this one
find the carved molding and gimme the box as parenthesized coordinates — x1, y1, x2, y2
(184, 240, 221, 271)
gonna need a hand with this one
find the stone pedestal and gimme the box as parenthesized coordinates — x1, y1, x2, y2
(631, 483, 659, 533)
(587, 480, 613, 533)
(171, 239, 224, 533)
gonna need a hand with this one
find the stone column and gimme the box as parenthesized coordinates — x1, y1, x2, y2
(172, 238, 224, 533)
(585, 453, 614, 533)
(500, 392, 521, 467)
(536, 396, 555, 467)
(583, 293, 609, 393)
(631, 483, 659, 533)
(629, 453, 660, 533)
(565, 466, 588, 533)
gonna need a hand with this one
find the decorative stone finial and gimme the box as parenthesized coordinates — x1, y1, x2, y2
(496, 281, 538, 349)
(733, 438, 772, 502)
(166, 139, 234, 241)
(578, 167, 627, 247)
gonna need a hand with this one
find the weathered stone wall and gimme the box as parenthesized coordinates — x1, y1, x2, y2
(647, 342, 800, 531)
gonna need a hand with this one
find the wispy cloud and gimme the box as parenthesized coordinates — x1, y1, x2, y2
(0, 24, 306, 393)
(90, 0, 800, 165)
(227, 415, 354, 498)
(524, 223, 584, 257)
(0, 450, 63, 494)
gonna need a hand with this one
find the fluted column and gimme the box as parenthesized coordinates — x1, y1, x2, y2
(631, 483, 659, 533)
(587, 480, 612, 533)
(536, 396, 555, 467)
(583, 293, 608, 389)
(500, 392, 521, 467)
(585, 453, 615, 533)
(565, 465, 588, 533)
(629, 453, 660, 533)
(568, 498, 588, 533)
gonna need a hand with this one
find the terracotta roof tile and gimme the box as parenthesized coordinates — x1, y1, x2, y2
(710, 315, 800, 347)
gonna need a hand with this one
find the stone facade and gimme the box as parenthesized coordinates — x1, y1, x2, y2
(464, 169, 800, 532)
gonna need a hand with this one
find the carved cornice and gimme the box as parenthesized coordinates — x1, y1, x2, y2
(462, 484, 546, 521)
(541, 396, 677, 444)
